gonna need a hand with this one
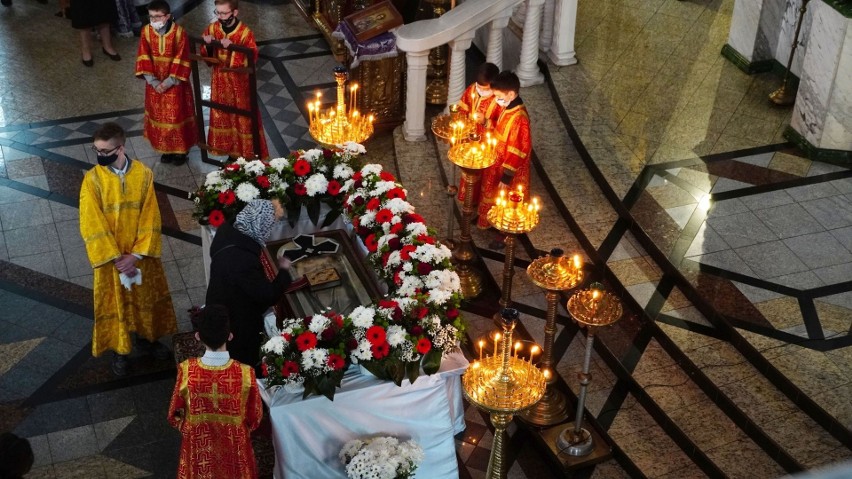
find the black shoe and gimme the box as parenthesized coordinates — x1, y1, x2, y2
(160, 153, 173, 163)
(102, 47, 121, 61)
(111, 354, 129, 377)
(82, 58, 94, 67)
(171, 154, 188, 165)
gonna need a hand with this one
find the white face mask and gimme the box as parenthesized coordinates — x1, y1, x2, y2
(475, 86, 492, 98)
(495, 98, 509, 107)
(150, 20, 166, 29)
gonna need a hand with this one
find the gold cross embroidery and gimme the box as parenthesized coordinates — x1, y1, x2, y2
(197, 382, 233, 411)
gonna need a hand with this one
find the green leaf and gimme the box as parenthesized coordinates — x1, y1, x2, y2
(422, 350, 442, 375)
(306, 200, 321, 226)
(321, 207, 342, 228)
(406, 360, 420, 385)
(361, 361, 389, 380)
(286, 200, 301, 227)
(387, 358, 405, 386)
(316, 375, 336, 401)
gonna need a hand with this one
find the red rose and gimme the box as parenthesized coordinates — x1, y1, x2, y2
(416, 338, 432, 354)
(346, 338, 359, 351)
(323, 148, 334, 159)
(378, 299, 398, 309)
(281, 360, 300, 377)
(295, 331, 318, 351)
(446, 308, 459, 319)
(386, 187, 406, 200)
(375, 209, 393, 224)
(366, 198, 381, 211)
(400, 245, 417, 260)
(261, 362, 269, 377)
(370, 341, 390, 359)
(332, 313, 344, 328)
(294, 183, 307, 196)
(366, 325, 386, 345)
(282, 332, 292, 342)
(411, 325, 423, 336)
(208, 210, 225, 227)
(417, 263, 433, 275)
(404, 213, 424, 225)
(326, 353, 345, 370)
(217, 190, 236, 206)
(256, 176, 270, 188)
(379, 171, 395, 182)
(417, 307, 429, 319)
(390, 223, 404, 234)
(353, 171, 363, 181)
(327, 180, 341, 196)
(354, 196, 365, 207)
(354, 180, 363, 188)
(365, 234, 378, 252)
(225, 163, 240, 172)
(392, 308, 403, 322)
(321, 328, 336, 340)
(417, 234, 435, 245)
(357, 225, 370, 237)
(293, 159, 311, 176)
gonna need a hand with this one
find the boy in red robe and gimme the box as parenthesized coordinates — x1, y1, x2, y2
(477, 72, 532, 242)
(134, 0, 197, 165)
(458, 62, 501, 131)
(168, 304, 263, 479)
(202, 0, 269, 160)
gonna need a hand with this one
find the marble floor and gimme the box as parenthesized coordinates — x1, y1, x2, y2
(1, 0, 850, 478)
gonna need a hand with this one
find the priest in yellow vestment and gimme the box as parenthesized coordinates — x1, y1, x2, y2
(79, 122, 176, 375)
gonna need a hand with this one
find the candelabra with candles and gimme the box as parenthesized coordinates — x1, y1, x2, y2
(560, 284, 622, 457)
(463, 308, 546, 479)
(486, 184, 540, 325)
(447, 133, 498, 298)
(519, 249, 584, 426)
(307, 66, 374, 147)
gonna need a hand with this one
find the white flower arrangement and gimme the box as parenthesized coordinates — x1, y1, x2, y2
(339, 436, 424, 479)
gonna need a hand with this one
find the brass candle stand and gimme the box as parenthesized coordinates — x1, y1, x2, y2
(307, 67, 374, 147)
(486, 185, 540, 325)
(448, 136, 497, 299)
(560, 285, 622, 456)
(519, 249, 584, 426)
(770, 0, 811, 106)
(463, 308, 546, 479)
(432, 106, 477, 250)
(424, 0, 451, 104)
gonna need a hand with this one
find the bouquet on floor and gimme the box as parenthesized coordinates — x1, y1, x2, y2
(190, 142, 365, 227)
(339, 436, 424, 479)
(260, 310, 350, 400)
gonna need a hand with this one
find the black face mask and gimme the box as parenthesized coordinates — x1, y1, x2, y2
(219, 16, 235, 27)
(97, 153, 119, 166)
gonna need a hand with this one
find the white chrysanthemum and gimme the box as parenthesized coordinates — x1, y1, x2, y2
(204, 170, 223, 187)
(235, 157, 247, 165)
(386, 325, 407, 347)
(269, 157, 289, 172)
(370, 180, 396, 196)
(244, 159, 266, 175)
(235, 182, 260, 202)
(349, 306, 376, 328)
(397, 275, 424, 297)
(341, 141, 366, 155)
(362, 164, 383, 176)
(376, 233, 397, 250)
(261, 335, 285, 354)
(352, 339, 374, 362)
(302, 149, 323, 162)
(217, 179, 234, 193)
(385, 251, 402, 269)
(308, 314, 330, 334)
(406, 222, 428, 236)
(360, 212, 376, 227)
(333, 163, 354, 180)
(427, 288, 452, 305)
(304, 173, 329, 197)
(341, 178, 355, 193)
(301, 348, 328, 371)
(401, 262, 413, 272)
(384, 198, 413, 215)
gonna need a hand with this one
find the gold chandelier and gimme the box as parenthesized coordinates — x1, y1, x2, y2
(307, 66, 374, 147)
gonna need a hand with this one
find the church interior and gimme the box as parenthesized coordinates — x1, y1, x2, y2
(1, 0, 851, 477)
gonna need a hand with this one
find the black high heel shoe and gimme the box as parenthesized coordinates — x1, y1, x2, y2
(102, 48, 121, 61)
(82, 57, 94, 67)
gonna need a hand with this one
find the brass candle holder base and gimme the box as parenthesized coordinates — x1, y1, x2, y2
(769, 84, 796, 106)
(519, 386, 569, 426)
(536, 421, 612, 471)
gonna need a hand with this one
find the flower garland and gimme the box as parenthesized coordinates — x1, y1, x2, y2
(339, 436, 423, 479)
(260, 161, 465, 400)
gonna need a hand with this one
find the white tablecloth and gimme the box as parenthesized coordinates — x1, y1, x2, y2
(259, 351, 469, 479)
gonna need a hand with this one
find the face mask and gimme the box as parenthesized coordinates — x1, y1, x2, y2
(495, 98, 509, 107)
(476, 86, 492, 98)
(219, 16, 235, 26)
(97, 153, 119, 166)
(150, 20, 165, 29)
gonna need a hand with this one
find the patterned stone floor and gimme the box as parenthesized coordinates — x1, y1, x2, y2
(1, 0, 851, 478)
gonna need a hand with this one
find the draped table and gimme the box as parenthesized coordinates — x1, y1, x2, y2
(259, 351, 469, 479)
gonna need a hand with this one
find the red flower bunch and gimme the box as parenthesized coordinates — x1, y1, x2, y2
(296, 331, 318, 351)
(293, 159, 311, 176)
(218, 190, 236, 206)
(294, 183, 307, 196)
(208, 209, 225, 227)
(327, 180, 342, 196)
(281, 361, 300, 377)
(256, 176, 270, 188)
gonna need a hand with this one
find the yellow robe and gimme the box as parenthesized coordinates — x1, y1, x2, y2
(79, 160, 176, 357)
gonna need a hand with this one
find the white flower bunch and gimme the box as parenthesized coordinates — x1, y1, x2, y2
(204, 170, 223, 187)
(340, 436, 424, 479)
(269, 157, 290, 172)
(244, 159, 266, 176)
(370, 180, 397, 197)
(340, 141, 366, 157)
(235, 157, 247, 165)
(361, 164, 383, 176)
(261, 335, 287, 355)
(334, 163, 354, 180)
(235, 182, 260, 202)
(308, 314, 331, 334)
(302, 149, 323, 162)
(305, 173, 329, 197)
(383, 198, 413, 215)
(349, 306, 376, 329)
(301, 348, 330, 373)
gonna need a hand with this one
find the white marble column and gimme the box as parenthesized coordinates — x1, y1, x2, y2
(487, 14, 512, 70)
(790, 2, 852, 152)
(547, 0, 577, 66)
(515, 0, 545, 86)
(447, 32, 476, 106)
(539, 0, 555, 52)
(403, 50, 431, 142)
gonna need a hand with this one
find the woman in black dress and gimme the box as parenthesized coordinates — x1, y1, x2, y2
(70, 0, 121, 66)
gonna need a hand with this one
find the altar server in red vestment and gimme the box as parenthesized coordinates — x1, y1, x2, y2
(135, 0, 197, 165)
(201, 0, 269, 160)
(169, 304, 263, 479)
(458, 62, 501, 131)
(477, 71, 532, 235)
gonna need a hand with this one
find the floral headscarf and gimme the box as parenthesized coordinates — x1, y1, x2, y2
(234, 199, 276, 245)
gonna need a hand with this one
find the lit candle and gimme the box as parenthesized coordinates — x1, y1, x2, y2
(573, 254, 581, 271)
(530, 345, 540, 364)
(493, 332, 501, 356)
(307, 103, 313, 125)
(513, 341, 522, 358)
(591, 289, 601, 314)
(478, 340, 485, 361)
